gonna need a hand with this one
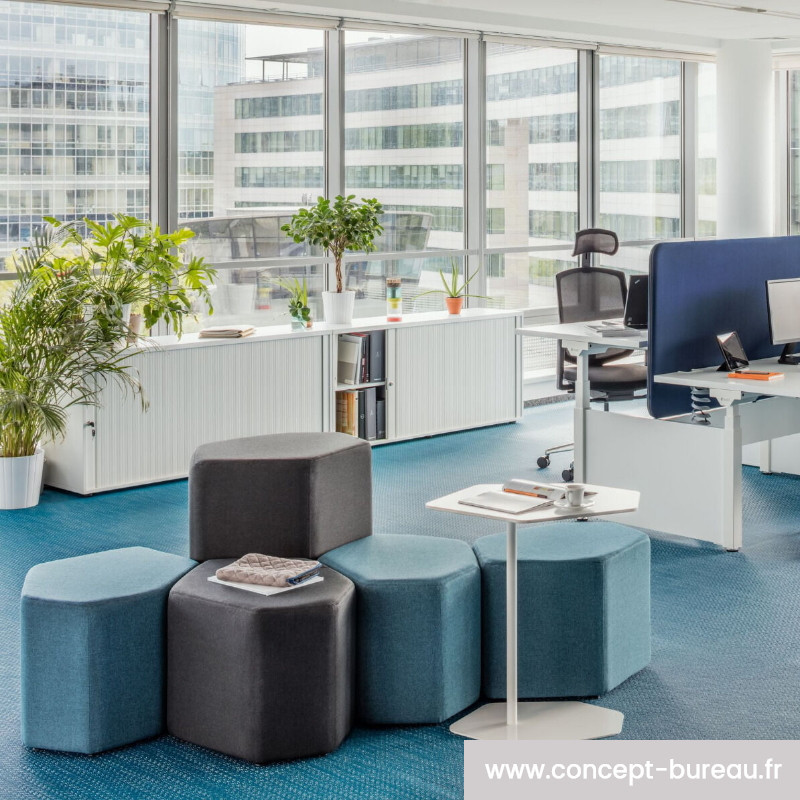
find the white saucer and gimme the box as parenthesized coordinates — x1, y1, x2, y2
(554, 497, 596, 510)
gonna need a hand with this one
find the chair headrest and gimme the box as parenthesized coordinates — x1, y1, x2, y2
(572, 228, 619, 259)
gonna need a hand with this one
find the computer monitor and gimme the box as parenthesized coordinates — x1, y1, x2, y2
(766, 277, 800, 365)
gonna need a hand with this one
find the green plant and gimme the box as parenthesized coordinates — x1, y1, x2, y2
(0, 224, 144, 458)
(417, 260, 490, 300)
(35, 214, 216, 339)
(272, 276, 311, 326)
(281, 195, 383, 293)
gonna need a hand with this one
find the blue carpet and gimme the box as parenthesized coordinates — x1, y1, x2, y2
(2, 404, 800, 798)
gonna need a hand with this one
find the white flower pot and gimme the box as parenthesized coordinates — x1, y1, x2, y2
(226, 283, 256, 315)
(322, 290, 356, 325)
(0, 446, 45, 510)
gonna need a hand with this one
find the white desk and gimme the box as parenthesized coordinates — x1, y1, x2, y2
(656, 357, 800, 550)
(517, 322, 647, 484)
(426, 483, 639, 741)
(518, 323, 758, 549)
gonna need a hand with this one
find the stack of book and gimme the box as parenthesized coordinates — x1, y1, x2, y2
(336, 387, 385, 441)
(199, 325, 256, 339)
(337, 331, 385, 386)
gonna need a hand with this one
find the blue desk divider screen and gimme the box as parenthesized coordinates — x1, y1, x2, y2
(648, 236, 800, 420)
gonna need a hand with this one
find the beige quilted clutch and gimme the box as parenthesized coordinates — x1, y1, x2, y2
(215, 553, 322, 588)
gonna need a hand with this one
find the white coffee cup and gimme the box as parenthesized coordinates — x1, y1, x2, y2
(565, 484, 586, 507)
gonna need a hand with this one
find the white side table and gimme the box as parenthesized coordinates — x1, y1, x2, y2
(426, 483, 640, 740)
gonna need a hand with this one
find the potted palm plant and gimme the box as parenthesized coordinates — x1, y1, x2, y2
(0, 215, 215, 509)
(42, 214, 216, 340)
(0, 225, 144, 509)
(281, 195, 383, 325)
(417, 260, 489, 315)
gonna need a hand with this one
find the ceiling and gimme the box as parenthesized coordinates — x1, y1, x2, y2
(273, 0, 800, 52)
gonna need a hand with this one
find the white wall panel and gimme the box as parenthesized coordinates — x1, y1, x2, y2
(393, 317, 517, 439)
(92, 336, 324, 490)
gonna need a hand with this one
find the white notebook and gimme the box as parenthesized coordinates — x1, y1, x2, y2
(458, 490, 552, 515)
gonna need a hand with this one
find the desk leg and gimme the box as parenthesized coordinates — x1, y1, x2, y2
(722, 403, 743, 551)
(506, 521, 517, 727)
(573, 350, 591, 483)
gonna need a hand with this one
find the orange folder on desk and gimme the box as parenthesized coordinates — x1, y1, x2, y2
(727, 371, 784, 381)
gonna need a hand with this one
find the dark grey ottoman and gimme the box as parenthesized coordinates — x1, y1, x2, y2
(167, 561, 355, 764)
(189, 433, 372, 561)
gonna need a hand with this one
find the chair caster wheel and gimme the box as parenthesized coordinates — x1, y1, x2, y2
(562, 468, 574, 482)
(537, 456, 550, 469)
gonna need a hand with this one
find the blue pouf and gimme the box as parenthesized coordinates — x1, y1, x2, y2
(473, 521, 650, 700)
(320, 534, 480, 724)
(21, 546, 196, 754)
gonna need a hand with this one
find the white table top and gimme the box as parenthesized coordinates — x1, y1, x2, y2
(517, 321, 648, 351)
(655, 357, 800, 400)
(426, 483, 639, 524)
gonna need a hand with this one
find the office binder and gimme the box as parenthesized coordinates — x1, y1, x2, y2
(357, 390, 366, 439)
(365, 387, 377, 440)
(376, 398, 386, 440)
(369, 330, 385, 382)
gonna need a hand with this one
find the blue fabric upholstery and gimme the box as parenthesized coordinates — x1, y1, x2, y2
(649, 236, 800, 419)
(320, 534, 480, 724)
(21, 546, 196, 754)
(473, 521, 650, 699)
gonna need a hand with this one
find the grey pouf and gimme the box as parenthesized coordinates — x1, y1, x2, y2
(474, 521, 651, 700)
(189, 432, 372, 561)
(167, 561, 355, 764)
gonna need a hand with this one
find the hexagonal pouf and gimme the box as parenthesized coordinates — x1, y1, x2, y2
(189, 433, 372, 561)
(21, 547, 196, 754)
(320, 534, 481, 725)
(167, 561, 355, 764)
(473, 521, 651, 700)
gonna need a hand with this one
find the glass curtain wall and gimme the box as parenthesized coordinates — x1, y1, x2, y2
(176, 21, 325, 327)
(597, 54, 682, 274)
(0, 0, 150, 262)
(485, 43, 579, 311)
(0, 2, 717, 334)
(343, 32, 466, 316)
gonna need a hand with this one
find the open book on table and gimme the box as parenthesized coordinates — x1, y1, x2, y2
(458, 480, 566, 515)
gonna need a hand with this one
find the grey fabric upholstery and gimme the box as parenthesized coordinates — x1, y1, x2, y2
(167, 561, 355, 764)
(189, 432, 372, 561)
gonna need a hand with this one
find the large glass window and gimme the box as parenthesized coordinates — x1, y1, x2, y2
(177, 21, 325, 327)
(0, 1, 150, 260)
(344, 32, 465, 317)
(485, 43, 579, 309)
(597, 54, 681, 260)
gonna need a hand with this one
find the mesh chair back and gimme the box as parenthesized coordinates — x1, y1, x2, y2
(556, 267, 627, 324)
(555, 266, 630, 390)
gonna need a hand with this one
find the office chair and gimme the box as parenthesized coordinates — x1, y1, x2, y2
(537, 228, 647, 481)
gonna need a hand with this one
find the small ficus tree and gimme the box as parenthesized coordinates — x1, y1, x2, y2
(281, 195, 383, 293)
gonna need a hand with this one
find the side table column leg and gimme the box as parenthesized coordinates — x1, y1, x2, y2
(573, 350, 590, 483)
(506, 521, 518, 727)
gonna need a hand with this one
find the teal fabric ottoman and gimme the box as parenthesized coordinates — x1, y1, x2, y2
(21, 546, 196, 754)
(320, 534, 480, 724)
(473, 521, 650, 699)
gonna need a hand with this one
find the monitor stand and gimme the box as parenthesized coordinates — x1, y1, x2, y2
(779, 343, 800, 365)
